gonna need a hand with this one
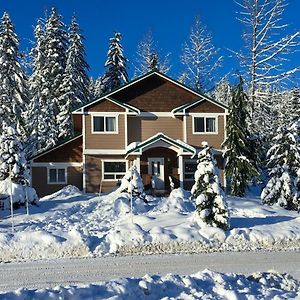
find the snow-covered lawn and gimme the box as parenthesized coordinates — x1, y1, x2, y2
(1, 269, 299, 299)
(0, 186, 299, 261)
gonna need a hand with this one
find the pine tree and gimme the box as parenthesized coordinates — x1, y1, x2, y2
(261, 120, 300, 211)
(57, 16, 90, 139)
(0, 12, 28, 140)
(134, 30, 170, 77)
(119, 166, 144, 198)
(191, 142, 229, 230)
(0, 122, 29, 184)
(211, 77, 231, 105)
(103, 32, 128, 93)
(223, 77, 260, 196)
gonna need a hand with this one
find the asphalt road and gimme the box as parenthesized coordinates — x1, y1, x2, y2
(0, 251, 299, 291)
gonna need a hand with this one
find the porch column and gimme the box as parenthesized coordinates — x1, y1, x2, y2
(178, 155, 184, 188)
(135, 156, 141, 173)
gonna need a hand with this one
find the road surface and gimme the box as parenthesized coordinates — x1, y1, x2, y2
(0, 251, 299, 291)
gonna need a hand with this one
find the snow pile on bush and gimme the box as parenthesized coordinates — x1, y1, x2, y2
(0, 270, 299, 299)
(0, 179, 39, 208)
(43, 185, 81, 201)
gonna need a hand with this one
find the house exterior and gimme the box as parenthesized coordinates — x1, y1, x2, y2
(30, 71, 228, 197)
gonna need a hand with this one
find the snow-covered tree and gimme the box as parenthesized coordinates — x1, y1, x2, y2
(102, 32, 128, 93)
(57, 16, 90, 139)
(211, 76, 231, 105)
(191, 142, 229, 230)
(32, 8, 68, 150)
(0, 122, 29, 184)
(261, 120, 300, 210)
(118, 166, 144, 198)
(0, 12, 28, 140)
(236, 0, 300, 120)
(90, 75, 106, 99)
(223, 77, 260, 196)
(134, 30, 171, 77)
(180, 16, 222, 92)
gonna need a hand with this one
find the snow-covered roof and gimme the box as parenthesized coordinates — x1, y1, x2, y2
(126, 132, 196, 157)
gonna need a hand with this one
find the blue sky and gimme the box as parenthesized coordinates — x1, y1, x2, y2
(1, 0, 300, 82)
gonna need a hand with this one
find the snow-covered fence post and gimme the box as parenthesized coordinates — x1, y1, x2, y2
(9, 165, 14, 233)
(25, 186, 29, 216)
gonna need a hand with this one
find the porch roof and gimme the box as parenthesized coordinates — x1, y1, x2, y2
(126, 132, 196, 157)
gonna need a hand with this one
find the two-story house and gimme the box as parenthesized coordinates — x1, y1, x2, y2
(30, 70, 228, 196)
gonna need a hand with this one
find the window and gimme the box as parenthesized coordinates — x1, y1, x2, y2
(103, 161, 126, 180)
(184, 160, 197, 180)
(48, 168, 66, 184)
(193, 116, 217, 133)
(92, 116, 117, 133)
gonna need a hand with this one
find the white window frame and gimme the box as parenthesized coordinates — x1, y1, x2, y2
(192, 115, 218, 135)
(47, 167, 67, 184)
(183, 159, 197, 181)
(91, 113, 119, 134)
(102, 159, 128, 181)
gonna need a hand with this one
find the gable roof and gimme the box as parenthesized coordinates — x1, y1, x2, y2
(126, 132, 196, 157)
(73, 70, 225, 114)
(172, 97, 228, 115)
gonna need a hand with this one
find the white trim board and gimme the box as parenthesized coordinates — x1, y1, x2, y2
(31, 162, 82, 167)
(84, 149, 127, 155)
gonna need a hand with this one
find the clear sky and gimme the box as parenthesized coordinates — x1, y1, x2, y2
(1, 0, 300, 82)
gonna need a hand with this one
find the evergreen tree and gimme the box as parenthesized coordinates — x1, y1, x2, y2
(261, 120, 300, 211)
(191, 142, 229, 230)
(211, 77, 231, 105)
(223, 77, 260, 196)
(39, 8, 68, 148)
(0, 122, 29, 184)
(0, 12, 28, 140)
(103, 32, 128, 93)
(118, 166, 144, 198)
(57, 16, 90, 139)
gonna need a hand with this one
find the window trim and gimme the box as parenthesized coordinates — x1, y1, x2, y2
(102, 159, 128, 181)
(47, 167, 67, 184)
(192, 115, 218, 135)
(183, 159, 197, 181)
(91, 114, 119, 134)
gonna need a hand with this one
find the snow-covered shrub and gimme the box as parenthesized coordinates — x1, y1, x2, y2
(0, 178, 39, 208)
(261, 120, 300, 210)
(117, 166, 145, 198)
(191, 142, 229, 230)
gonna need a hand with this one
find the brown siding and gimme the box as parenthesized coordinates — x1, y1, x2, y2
(186, 115, 225, 149)
(85, 154, 128, 193)
(85, 114, 125, 149)
(72, 114, 82, 132)
(113, 75, 197, 112)
(188, 100, 225, 113)
(127, 116, 183, 143)
(87, 98, 125, 112)
(32, 166, 83, 197)
(34, 137, 82, 163)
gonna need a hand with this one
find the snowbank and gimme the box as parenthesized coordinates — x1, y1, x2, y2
(0, 179, 39, 208)
(0, 270, 299, 299)
(0, 187, 299, 261)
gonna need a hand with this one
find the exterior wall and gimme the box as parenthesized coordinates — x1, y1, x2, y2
(188, 100, 225, 113)
(85, 154, 131, 193)
(127, 116, 183, 144)
(113, 75, 197, 112)
(72, 114, 82, 132)
(186, 115, 225, 149)
(34, 137, 82, 163)
(32, 166, 83, 197)
(87, 99, 126, 112)
(85, 114, 126, 149)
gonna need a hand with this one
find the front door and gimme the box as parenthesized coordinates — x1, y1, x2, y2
(148, 157, 165, 190)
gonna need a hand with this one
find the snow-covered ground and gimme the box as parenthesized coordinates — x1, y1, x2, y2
(1, 269, 299, 299)
(0, 186, 299, 261)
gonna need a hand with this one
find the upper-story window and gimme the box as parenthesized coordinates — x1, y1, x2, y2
(92, 115, 118, 133)
(193, 116, 217, 133)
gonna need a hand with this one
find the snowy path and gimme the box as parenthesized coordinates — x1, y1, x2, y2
(0, 251, 299, 292)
